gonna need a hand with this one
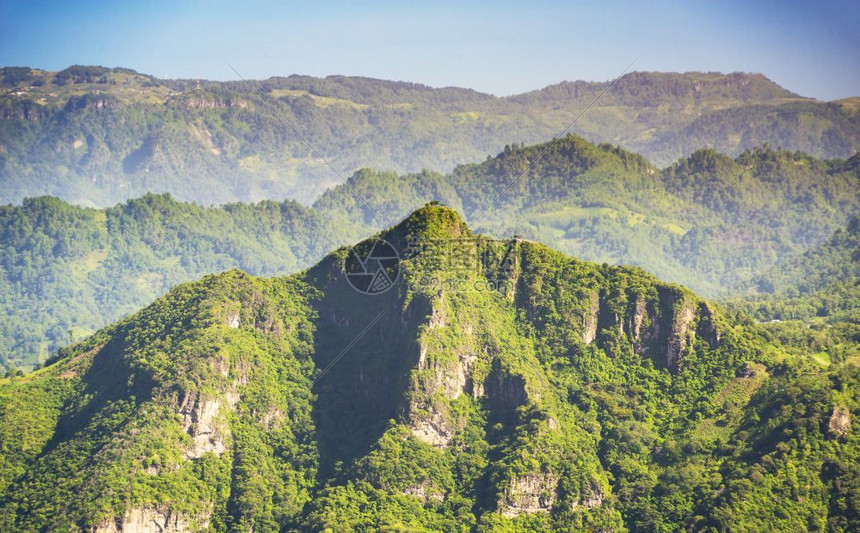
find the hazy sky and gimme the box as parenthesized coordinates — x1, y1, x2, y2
(1, 0, 858, 100)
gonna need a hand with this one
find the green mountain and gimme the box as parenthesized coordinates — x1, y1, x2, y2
(0, 194, 361, 370)
(2, 137, 857, 370)
(314, 137, 860, 296)
(2, 66, 858, 206)
(728, 216, 859, 364)
(1, 205, 857, 532)
(741, 215, 859, 322)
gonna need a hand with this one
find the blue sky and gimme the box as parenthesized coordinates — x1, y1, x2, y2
(1, 0, 858, 99)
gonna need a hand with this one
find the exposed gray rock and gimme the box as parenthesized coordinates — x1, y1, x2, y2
(571, 481, 604, 511)
(666, 297, 696, 370)
(225, 310, 240, 329)
(500, 472, 559, 517)
(484, 368, 529, 410)
(411, 407, 456, 448)
(94, 505, 210, 532)
(582, 291, 599, 345)
(177, 388, 238, 459)
(696, 302, 721, 348)
(402, 481, 445, 503)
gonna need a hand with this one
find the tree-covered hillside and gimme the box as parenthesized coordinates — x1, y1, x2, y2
(315, 137, 860, 297)
(728, 217, 859, 365)
(2, 66, 857, 206)
(2, 137, 857, 370)
(0, 206, 856, 532)
(740, 216, 859, 323)
(0, 194, 362, 370)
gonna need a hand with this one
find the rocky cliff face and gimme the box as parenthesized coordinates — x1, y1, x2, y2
(0, 99, 48, 120)
(176, 388, 238, 459)
(63, 94, 115, 111)
(582, 291, 600, 345)
(501, 472, 560, 517)
(572, 281, 720, 370)
(408, 294, 480, 447)
(94, 506, 211, 533)
(829, 405, 852, 439)
(170, 95, 248, 109)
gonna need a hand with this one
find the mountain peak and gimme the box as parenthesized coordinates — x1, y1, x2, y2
(385, 202, 470, 244)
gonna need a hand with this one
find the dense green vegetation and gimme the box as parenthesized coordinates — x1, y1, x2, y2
(2, 66, 858, 206)
(2, 136, 857, 370)
(728, 217, 859, 365)
(0, 194, 359, 370)
(316, 137, 859, 296)
(1, 64, 856, 531)
(737, 216, 859, 322)
(0, 206, 856, 531)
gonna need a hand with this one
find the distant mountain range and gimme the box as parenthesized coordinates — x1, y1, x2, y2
(1, 137, 857, 370)
(2, 65, 858, 206)
(1, 205, 857, 532)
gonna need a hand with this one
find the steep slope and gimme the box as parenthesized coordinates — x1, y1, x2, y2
(1, 66, 858, 206)
(0, 271, 321, 531)
(1, 206, 857, 532)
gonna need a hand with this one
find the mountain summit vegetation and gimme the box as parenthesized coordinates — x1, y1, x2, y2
(0, 205, 857, 532)
(2, 66, 858, 206)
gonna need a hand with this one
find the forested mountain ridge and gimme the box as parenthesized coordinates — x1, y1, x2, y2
(2, 137, 857, 370)
(0, 205, 857, 532)
(315, 137, 859, 296)
(0, 194, 363, 369)
(2, 65, 858, 206)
